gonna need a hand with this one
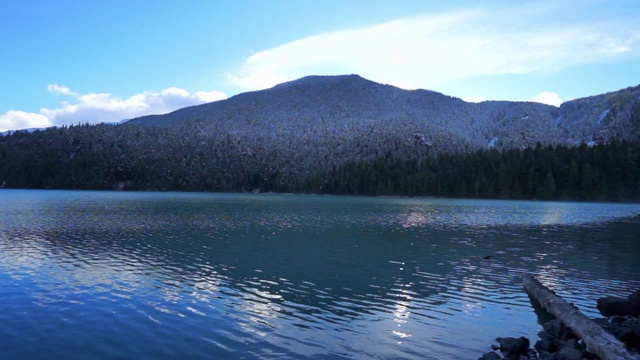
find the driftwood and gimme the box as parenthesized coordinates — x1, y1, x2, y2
(522, 273, 640, 360)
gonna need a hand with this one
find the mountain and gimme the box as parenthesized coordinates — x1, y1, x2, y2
(127, 74, 640, 152)
(2, 75, 640, 199)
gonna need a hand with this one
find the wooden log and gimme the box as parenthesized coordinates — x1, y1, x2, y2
(522, 273, 640, 360)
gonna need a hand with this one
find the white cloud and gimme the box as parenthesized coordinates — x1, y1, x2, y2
(0, 85, 227, 132)
(531, 91, 563, 107)
(47, 84, 76, 96)
(227, 4, 640, 93)
(227, 67, 290, 92)
(195, 90, 228, 102)
(0, 110, 52, 132)
(161, 87, 190, 97)
(463, 95, 487, 103)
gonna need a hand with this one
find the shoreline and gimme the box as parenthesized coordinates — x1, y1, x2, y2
(480, 278, 640, 359)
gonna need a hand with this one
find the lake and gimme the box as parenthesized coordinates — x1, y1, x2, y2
(1, 190, 639, 359)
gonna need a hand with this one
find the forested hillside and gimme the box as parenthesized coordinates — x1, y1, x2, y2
(1, 75, 640, 201)
(1, 122, 639, 201)
(316, 141, 640, 201)
(129, 75, 640, 152)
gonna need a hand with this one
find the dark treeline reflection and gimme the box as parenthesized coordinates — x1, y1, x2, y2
(1, 123, 639, 201)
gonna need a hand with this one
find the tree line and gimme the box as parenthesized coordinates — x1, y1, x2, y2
(315, 141, 640, 201)
(1, 122, 638, 201)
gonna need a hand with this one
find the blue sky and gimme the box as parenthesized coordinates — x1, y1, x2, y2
(1, 0, 639, 132)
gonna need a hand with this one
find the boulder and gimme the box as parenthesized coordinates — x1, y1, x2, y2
(608, 319, 640, 350)
(496, 336, 530, 359)
(628, 289, 640, 305)
(543, 319, 571, 340)
(478, 351, 502, 360)
(597, 296, 637, 317)
(609, 324, 635, 342)
(563, 338, 582, 350)
(534, 339, 555, 353)
(622, 316, 639, 327)
(537, 330, 555, 341)
(612, 315, 629, 324)
(557, 346, 585, 360)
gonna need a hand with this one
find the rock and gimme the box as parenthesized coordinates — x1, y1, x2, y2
(534, 339, 555, 353)
(609, 321, 640, 350)
(610, 324, 634, 341)
(535, 354, 554, 360)
(630, 324, 640, 349)
(496, 336, 529, 359)
(597, 296, 637, 317)
(557, 347, 585, 360)
(622, 315, 639, 327)
(554, 339, 567, 351)
(563, 338, 584, 352)
(537, 330, 555, 341)
(611, 315, 628, 324)
(543, 320, 570, 340)
(526, 349, 539, 358)
(628, 289, 640, 305)
(591, 317, 610, 328)
(481, 289, 640, 359)
(604, 315, 640, 350)
(478, 351, 502, 360)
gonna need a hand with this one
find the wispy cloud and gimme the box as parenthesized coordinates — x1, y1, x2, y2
(0, 86, 226, 132)
(47, 84, 77, 96)
(227, 3, 640, 92)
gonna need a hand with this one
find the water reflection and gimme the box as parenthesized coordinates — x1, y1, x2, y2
(1, 190, 639, 359)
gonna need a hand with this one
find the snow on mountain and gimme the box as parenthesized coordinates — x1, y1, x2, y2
(127, 75, 640, 153)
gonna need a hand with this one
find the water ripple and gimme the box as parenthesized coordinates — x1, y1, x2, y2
(1, 190, 640, 359)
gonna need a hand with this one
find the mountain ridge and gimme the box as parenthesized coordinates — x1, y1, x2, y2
(1, 76, 639, 199)
(127, 74, 640, 152)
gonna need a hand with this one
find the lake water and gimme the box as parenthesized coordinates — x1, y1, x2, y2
(1, 190, 639, 359)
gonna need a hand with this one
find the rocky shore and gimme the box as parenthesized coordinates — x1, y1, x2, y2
(479, 289, 640, 359)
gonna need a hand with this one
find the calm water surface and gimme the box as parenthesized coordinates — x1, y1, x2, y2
(1, 190, 639, 359)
